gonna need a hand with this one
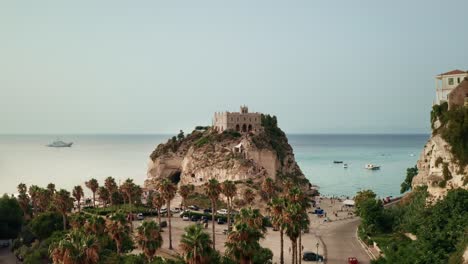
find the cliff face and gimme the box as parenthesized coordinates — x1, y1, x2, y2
(145, 125, 310, 195)
(412, 106, 468, 201)
(413, 134, 468, 200)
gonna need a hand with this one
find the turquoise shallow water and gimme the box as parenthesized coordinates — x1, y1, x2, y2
(0, 134, 428, 197)
(289, 134, 428, 197)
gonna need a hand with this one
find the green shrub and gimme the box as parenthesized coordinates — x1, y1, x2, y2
(438, 180, 447, 188)
(29, 211, 62, 240)
(439, 106, 468, 167)
(400, 166, 418, 194)
(0, 194, 23, 239)
(442, 163, 452, 181)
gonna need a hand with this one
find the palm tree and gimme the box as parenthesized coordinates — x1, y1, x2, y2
(47, 183, 56, 194)
(28, 185, 40, 215)
(69, 213, 87, 230)
(85, 178, 99, 208)
(152, 192, 165, 226)
(17, 183, 30, 219)
(180, 224, 213, 264)
(97, 186, 110, 207)
(136, 220, 163, 262)
(261, 177, 275, 202)
(120, 178, 136, 230)
(283, 187, 310, 264)
(243, 188, 255, 207)
(104, 177, 118, 205)
(105, 212, 131, 254)
(53, 189, 74, 230)
(85, 216, 105, 236)
(221, 180, 237, 231)
(204, 178, 221, 250)
(235, 207, 266, 233)
(157, 179, 177, 250)
(225, 222, 264, 264)
(72, 185, 84, 212)
(268, 197, 286, 264)
(179, 184, 194, 210)
(49, 229, 100, 264)
(37, 187, 52, 212)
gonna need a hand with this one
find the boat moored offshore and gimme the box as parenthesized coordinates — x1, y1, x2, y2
(365, 164, 380, 170)
(47, 140, 73, 148)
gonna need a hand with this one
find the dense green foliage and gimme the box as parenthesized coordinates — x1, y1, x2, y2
(360, 188, 468, 264)
(252, 114, 290, 162)
(431, 102, 468, 167)
(400, 166, 418, 193)
(0, 194, 23, 239)
(29, 211, 63, 240)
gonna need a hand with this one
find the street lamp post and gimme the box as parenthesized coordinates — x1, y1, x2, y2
(316, 242, 320, 263)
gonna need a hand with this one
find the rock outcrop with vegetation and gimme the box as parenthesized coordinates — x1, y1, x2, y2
(412, 102, 468, 201)
(145, 115, 312, 208)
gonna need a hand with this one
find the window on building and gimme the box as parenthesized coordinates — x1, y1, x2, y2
(458, 77, 461, 83)
(448, 78, 454, 85)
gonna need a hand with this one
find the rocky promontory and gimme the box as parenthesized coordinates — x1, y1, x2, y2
(144, 115, 312, 207)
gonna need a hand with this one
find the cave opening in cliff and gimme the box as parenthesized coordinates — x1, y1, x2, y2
(169, 171, 181, 185)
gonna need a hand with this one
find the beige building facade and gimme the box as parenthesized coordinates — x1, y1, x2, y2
(213, 106, 262, 133)
(435, 69, 468, 105)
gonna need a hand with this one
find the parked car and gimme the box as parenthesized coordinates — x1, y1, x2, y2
(182, 215, 190, 221)
(190, 215, 200, 222)
(348, 257, 359, 264)
(217, 218, 226, 224)
(203, 208, 212, 214)
(0, 240, 9, 248)
(217, 209, 228, 215)
(171, 207, 181, 213)
(160, 221, 168, 228)
(188, 205, 200, 211)
(180, 209, 190, 217)
(136, 213, 144, 220)
(302, 251, 324, 262)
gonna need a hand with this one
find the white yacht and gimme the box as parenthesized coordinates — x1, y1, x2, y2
(47, 140, 73, 148)
(365, 164, 380, 170)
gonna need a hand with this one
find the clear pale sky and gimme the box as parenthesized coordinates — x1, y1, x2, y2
(1, 1, 467, 134)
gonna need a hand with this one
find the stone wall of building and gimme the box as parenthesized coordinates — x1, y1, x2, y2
(213, 106, 262, 133)
(448, 78, 468, 110)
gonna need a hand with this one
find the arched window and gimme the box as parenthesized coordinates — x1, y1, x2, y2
(236, 124, 240, 131)
(242, 124, 247, 132)
(248, 124, 252, 131)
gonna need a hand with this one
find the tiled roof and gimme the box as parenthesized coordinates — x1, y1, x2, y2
(438, 70, 467, 76)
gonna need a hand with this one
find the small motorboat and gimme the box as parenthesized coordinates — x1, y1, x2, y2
(343, 164, 348, 168)
(365, 164, 380, 170)
(333, 160, 343, 164)
(47, 140, 73, 148)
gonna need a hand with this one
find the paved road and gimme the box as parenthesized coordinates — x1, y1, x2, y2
(318, 218, 370, 264)
(0, 248, 17, 264)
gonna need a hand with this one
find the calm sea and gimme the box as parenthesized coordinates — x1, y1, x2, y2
(0, 134, 428, 198)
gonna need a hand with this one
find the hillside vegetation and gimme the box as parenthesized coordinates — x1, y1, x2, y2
(431, 102, 468, 168)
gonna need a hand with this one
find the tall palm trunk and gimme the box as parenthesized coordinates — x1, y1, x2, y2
(211, 198, 216, 250)
(280, 227, 284, 264)
(129, 196, 133, 231)
(227, 198, 231, 231)
(92, 192, 96, 208)
(298, 233, 302, 264)
(157, 208, 161, 226)
(62, 214, 67, 230)
(167, 200, 173, 249)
